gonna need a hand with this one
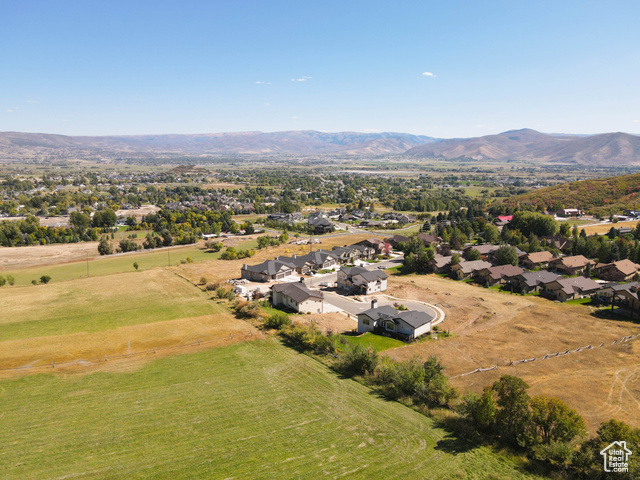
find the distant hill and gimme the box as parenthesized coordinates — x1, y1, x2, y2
(3, 128, 640, 165)
(405, 129, 640, 166)
(0, 130, 436, 158)
(505, 171, 640, 216)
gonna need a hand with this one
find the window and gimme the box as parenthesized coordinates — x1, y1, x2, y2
(385, 322, 395, 331)
(363, 318, 370, 325)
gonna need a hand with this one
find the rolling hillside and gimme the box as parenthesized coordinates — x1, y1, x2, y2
(405, 129, 640, 166)
(505, 171, 640, 215)
(0, 130, 435, 157)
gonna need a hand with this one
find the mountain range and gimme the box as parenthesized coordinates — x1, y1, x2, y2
(1, 128, 640, 165)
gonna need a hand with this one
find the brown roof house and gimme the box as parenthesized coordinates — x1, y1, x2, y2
(427, 254, 452, 274)
(417, 233, 442, 247)
(475, 265, 524, 286)
(594, 259, 640, 282)
(520, 251, 555, 270)
(271, 282, 325, 314)
(450, 260, 493, 280)
(540, 277, 601, 301)
(549, 255, 595, 276)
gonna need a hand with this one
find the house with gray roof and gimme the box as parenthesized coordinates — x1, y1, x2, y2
(508, 270, 561, 294)
(540, 276, 601, 301)
(241, 259, 296, 282)
(357, 300, 433, 340)
(337, 266, 388, 294)
(450, 260, 493, 280)
(474, 264, 524, 286)
(271, 282, 325, 313)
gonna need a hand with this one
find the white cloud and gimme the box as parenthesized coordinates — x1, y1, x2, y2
(26, 100, 39, 103)
(6, 109, 13, 113)
(264, 102, 271, 106)
(634, 119, 639, 123)
(255, 81, 271, 84)
(422, 71, 436, 77)
(291, 76, 312, 82)
(291, 116, 298, 119)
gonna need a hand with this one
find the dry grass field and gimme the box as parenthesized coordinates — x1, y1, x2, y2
(384, 273, 640, 432)
(0, 269, 253, 375)
(579, 220, 639, 235)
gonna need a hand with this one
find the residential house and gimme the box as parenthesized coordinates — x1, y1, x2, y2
(271, 282, 325, 314)
(337, 266, 388, 294)
(417, 233, 442, 247)
(357, 301, 433, 340)
(474, 265, 524, 286)
(241, 259, 296, 282)
(508, 271, 561, 294)
(594, 282, 640, 305)
(427, 254, 452, 274)
(350, 244, 376, 260)
(331, 246, 360, 264)
(308, 216, 334, 234)
(540, 277, 601, 301)
(520, 251, 555, 270)
(594, 259, 640, 282)
(549, 255, 595, 276)
(385, 235, 411, 248)
(540, 236, 573, 252)
(355, 238, 386, 255)
(464, 244, 499, 260)
(450, 260, 493, 280)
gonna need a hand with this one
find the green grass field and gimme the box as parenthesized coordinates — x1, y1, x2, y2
(0, 269, 218, 341)
(341, 332, 406, 351)
(0, 340, 543, 480)
(0, 239, 258, 285)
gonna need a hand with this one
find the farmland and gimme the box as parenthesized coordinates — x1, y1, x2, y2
(0, 269, 252, 371)
(384, 272, 640, 432)
(0, 339, 543, 480)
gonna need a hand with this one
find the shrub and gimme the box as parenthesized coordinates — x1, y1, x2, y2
(200, 277, 207, 285)
(40, 275, 52, 284)
(31, 279, 38, 285)
(133, 262, 139, 270)
(337, 343, 379, 377)
(0, 276, 6, 287)
(205, 282, 219, 291)
(186, 257, 193, 263)
(6, 275, 14, 286)
(264, 311, 292, 330)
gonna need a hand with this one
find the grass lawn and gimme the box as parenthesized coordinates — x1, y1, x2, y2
(0, 269, 218, 341)
(0, 239, 257, 285)
(341, 332, 406, 351)
(0, 340, 543, 479)
(565, 297, 593, 305)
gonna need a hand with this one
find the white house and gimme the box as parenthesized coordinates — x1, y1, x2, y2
(357, 301, 433, 341)
(271, 282, 325, 314)
(337, 266, 388, 294)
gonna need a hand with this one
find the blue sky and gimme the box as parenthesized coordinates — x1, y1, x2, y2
(2, 0, 639, 137)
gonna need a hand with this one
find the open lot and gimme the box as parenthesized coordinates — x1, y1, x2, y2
(0, 339, 543, 480)
(384, 273, 640, 432)
(580, 219, 639, 235)
(0, 269, 251, 372)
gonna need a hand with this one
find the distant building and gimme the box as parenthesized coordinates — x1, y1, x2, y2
(557, 208, 583, 217)
(540, 276, 601, 301)
(594, 259, 640, 282)
(520, 251, 555, 270)
(450, 260, 492, 280)
(549, 255, 595, 276)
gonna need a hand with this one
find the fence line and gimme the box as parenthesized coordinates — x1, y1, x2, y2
(449, 332, 640, 380)
(0, 330, 262, 373)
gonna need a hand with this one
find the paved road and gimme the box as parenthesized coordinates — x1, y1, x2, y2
(323, 292, 441, 324)
(305, 254, 404, 288)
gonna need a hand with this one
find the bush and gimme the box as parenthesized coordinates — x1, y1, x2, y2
(337, 343, 379, 377)
(0, 275, 6, 287)
(40, 275, 52, 284)
(6, 275, 14, 286)
(200, 277, 207, 285)
(233, 300, 263, 319)
(31, 279, 38, 285)
(205, 240, 224, 251)
(205, 282, 219, 291)
(133, 262, 139, 270)
(98, 237, 113, 255)
(264, 311, 292, 330)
